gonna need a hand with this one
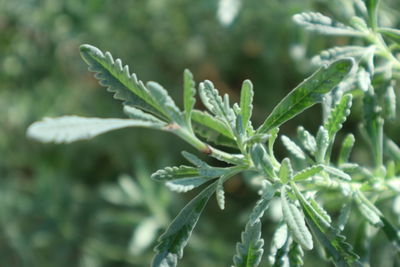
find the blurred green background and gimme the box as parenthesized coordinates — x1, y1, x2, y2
(1, 0, 399, 266)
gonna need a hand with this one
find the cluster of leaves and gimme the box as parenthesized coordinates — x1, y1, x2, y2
(27, 0, 400, 266)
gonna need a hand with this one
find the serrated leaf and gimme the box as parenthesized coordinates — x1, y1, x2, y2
(279, 158, 293, 183)
(281, 187, 313, 250)
(269, 223, 289, 266)
(199, 80, 236, 128)
(232, 220, 264, 267)
(79, 44, 162, 117)
(323, 166, 352, 181)
(250, 144, 276, 178)
(353, 190, 383, 227)
(324, 94, 353, 140)
(152, 182, 217, 267)
(290, 182, 361, 267)
(309, 198, 332, 224)
(316, 126, 329, 163)
(312, 46, 367, 65)
(338, 134, 355, 165)
(249, 184, 277, 225)
(215, 168, 242, 210)
(297, 126, 317, 155)
(257, 59, 353, 134)
(240, 80, 254, 132)
(27, 116, 166, 144)
(292, 165, 324, 181)
(293, 12, 363, 36)
(146, 81, 185, 125)
(183, 69, 196, 123)
(281, 136, 306, 160)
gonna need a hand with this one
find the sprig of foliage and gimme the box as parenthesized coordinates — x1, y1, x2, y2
(27, 1, 400, 265)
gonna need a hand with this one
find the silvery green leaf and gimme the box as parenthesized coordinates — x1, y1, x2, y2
(250, 144, 276, 178)
(249, 184, 277, 225)
(183, 69, 196, 123)
(281, 136, 306, 160)
(146, 81, 185, 125)
(181, 151, 209, 168)
(383, 80, 396, 120)
(215, 169, 242, 210)
(269, 223, 289, 266)
(239, 79, 254, 133)
(281, 187, 313, 250)
(152, 182, 217, 267)
(199, 80, 236, 128)
(338, 134, 355, 165)
(323, 166, 352, 181)
(232, 220, 264, 267)
(192, 110, 235, 141)
(309, 198, 332, 224)
(27, 116, 166, 144)
(353, 190, 383, 227)
(337, 202, 352, 232)
(324, 94, 353, 141)
(297, 126, 317, 154)
(316, 126, 329, 163)
(293, 12, 364, 36)
(292, 165, 324, 182)
(79, 44, 162, 116)
(279, 158, 293, 183)
(257, 59, 354, 134)
(288, 242, 304, 267)
(124, 105, 167, 124)
(312, 46, 367, 65)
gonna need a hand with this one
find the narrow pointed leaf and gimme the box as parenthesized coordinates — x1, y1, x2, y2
(281, 187, 313, 250)
(292, 165, 324, 181)
(152, 182, 217, 267)
(257, 59, 353, 134)
(232, 220, 264, 267)
(27, 116, 166, 144)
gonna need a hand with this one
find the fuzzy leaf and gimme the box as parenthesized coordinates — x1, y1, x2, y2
(250, 144, 275, 178)
(257, 59, 353, 134)
(215, 168, 242, 210)
(324, 94, 353, 140)
(232, 220, 264, 267)
(353, 190, 383, 227)
(152, 182, 217, 267)
(291, 182, 361, 267)
(316, 126, 329, 163)
(192, 110, 235, 139)
(338, 134, 355, 165)
(269, 223, 289, 266)
(323, 166, 352, 181)
(183, 69, 196, 123)
(279, 158, 293, 183)
(337, 202, 352, 232)
(281, 187, 313, 250)
(249, 184, 277, 225)
(199, 80, 236, 128)
(281, 136, 306, 160)
(292, 165, 324, 181)
(293, 12, 363, 36)
(288, 242, 304, 267)
(27, 116, 165, 144)
(312, 46, 368, 65)
(79, 44, 162, 116)
(297, 126, 317, 154)
(240, 80, 254, 132)
(123, 106, 167, 124)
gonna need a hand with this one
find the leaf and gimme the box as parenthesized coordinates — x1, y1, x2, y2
(281, 136, 306, 160)
(316, 126, 329, 163)
(281, 187, 313, 250)
(293, 12, 363, 36)
(323, 166, 352, 181)
(292, 165, 324, 181)
(123, 105, 167, 124)
(152, 182, 217, 267)
(249, 184, 277, 225)
(383, 136, 400, 162)
(151, 165, 226, 193)
(291, 182, 361, 267)
(199, 80, 236, 128)
(353, 190, 383, 227)
(365, 0, 381, 29)
(288, 242, 304, 267)
(79, 44, 162, 116)
(380, 216, 400, 253)
(312, 46, 368, 65)
(297, 126, 317, 155)
(324, 94, 353, 141)
(279, 158, 293, 183)
(183, 69, 196, 123)
(257, 59, 354, 134)
(309, 198, 332, 224)
(269, 223, 289, 266)
(27, 116, 166, 144)
(181, 151, 209, 168)
(338, 134, 355, 165)
(239, 80, 254, 132)
(232, 220, 264, 267)
(191, 110, 235, 140)
(383, 80, 396, 120)
(337, 202, 352, 232)
(146, 81, 185, 125)
(215, 168, 242, 210)
(250, 144, 276, 178)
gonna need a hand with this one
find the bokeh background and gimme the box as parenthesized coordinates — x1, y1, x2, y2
(1, 0, 400, 266)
